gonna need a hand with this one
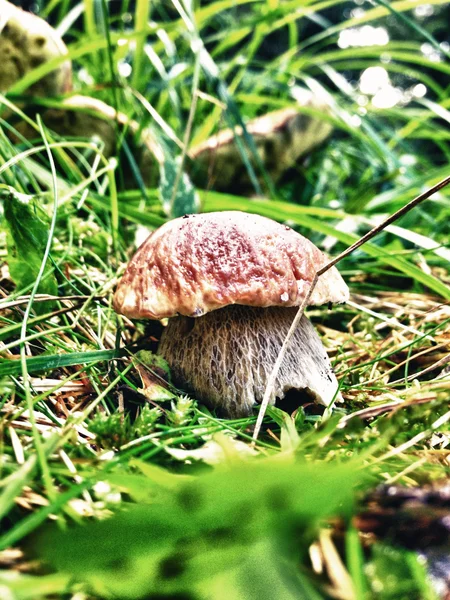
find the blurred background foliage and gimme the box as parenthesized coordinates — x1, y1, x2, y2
(0, 0, 450, 598)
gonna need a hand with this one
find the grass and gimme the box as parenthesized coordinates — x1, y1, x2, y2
(0, 0, 450, 598)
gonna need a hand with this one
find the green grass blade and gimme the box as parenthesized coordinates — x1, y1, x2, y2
(0, 350, 123, 377)
(132, 0, 151, 89)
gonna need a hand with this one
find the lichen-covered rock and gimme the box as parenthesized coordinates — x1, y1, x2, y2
(0, 0, 71, 95)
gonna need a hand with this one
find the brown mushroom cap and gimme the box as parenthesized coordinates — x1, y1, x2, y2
(114, 211, 349, 320)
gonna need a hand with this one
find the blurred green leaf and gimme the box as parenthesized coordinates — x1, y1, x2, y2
(35, 459, 366, 599)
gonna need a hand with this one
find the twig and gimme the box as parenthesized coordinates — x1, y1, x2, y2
(252, 174, 450, 443)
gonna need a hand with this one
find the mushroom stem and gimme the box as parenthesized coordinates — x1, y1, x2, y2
(158, 305, 341, 418)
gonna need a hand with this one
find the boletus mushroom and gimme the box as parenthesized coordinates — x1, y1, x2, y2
(114, 211, 349, 418)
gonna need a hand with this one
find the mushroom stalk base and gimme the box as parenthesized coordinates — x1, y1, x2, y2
(158, 305, 341, 418)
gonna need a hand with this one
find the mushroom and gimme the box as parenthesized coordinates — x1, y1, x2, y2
(0, 0, 72, 96)
(113, 211, 349, 418)
(187, 91, 333, 194)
